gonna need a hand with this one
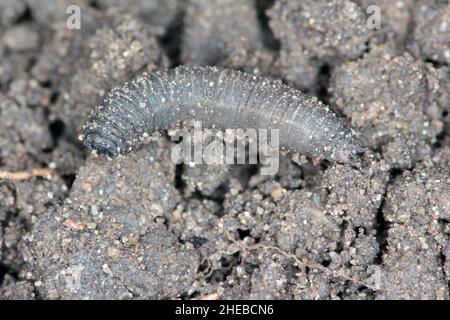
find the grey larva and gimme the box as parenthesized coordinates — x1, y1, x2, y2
(82, 66, 364, 164)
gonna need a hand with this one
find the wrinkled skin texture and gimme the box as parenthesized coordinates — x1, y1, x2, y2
(83, 66, 363, 164)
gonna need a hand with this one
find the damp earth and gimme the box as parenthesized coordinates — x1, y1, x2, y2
(0, 0, 449, 300)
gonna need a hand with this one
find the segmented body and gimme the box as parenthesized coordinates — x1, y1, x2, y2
(83, 66, 363, 163)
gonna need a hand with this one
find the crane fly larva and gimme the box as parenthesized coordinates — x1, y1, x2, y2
(83, 66, 364, 164)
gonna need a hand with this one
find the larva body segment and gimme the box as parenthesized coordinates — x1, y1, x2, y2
(83, 66, 363, 164)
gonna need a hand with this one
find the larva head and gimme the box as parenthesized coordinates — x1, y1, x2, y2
(327, 131, 365, 165)
(334, 142, 365, 165)
(302, 111, 365, 165)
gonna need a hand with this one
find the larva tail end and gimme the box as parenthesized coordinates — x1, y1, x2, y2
(83, 130, 120, 159)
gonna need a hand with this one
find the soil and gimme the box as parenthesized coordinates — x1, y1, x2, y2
(0, 0, 449, 300)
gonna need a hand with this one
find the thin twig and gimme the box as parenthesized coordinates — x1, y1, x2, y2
(0, 168, 56, 180)
(245, 244, 378, 291)
(244, 243, 412, 296)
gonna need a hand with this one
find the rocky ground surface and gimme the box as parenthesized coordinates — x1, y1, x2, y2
(0, 0, 449, 299)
